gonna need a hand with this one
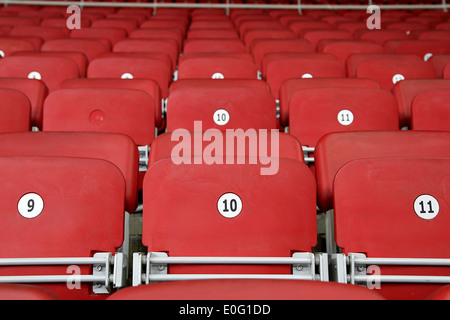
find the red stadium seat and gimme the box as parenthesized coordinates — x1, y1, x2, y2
(70, 27, 127, 47)
(0, 55, 79, 92)
(136, 156, 318, 281)
(10, 25, 68, 40)
(91, 18, 139, 35)
(317, 40, 384, 64)
(10, 51, 87, 78)
(0, 131, 139, 214)
(289, 88, 399, 151)
(129, 28, 184, 52)
(289, 21, 332, 36)
(87, 53, 171, 98)
(428, 54, 450, 78)
(348, 53, 436, 90)
(411, 88, 450, 131)
(314, 131, 450, 212)
(177, 53, 258, 80)
(243, 28, 296, 51)
(333, 157, 450, 300)
(168, 78, 271, 95)
(250, 39, 314, 71)
(60, 78, 163, 130)
(108, 279, 384, 300)
(302, 29, 352, 48)
(384, 40, 450, 62)
(149, 131, 304, 166)
(279, 78, 380, 128)
(186, 28, 240, 40)
(356, 29, 409, 45)
(166, 86, 276, 132)
(0, 284, 59, 300)
(41, 38, 109, 63)
(264, 53, 345, 99)
(140, 19, 187, 36)
(0, 156, 126, 300)
(0, 88, 30, 132)
(392, 79, 450, 127)
(43, 88, 155, 148)
(0, 37, 35, 58)
(183, 39, 246, 54)
(0, 78, 47, 129)
(113, 39, 179, 73)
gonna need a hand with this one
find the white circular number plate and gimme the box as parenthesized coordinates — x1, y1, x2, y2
(337, 109, 354, 126)
(212, 72, 224, 79)
(392, 73, 405, 85)
(217, 193, 242, 218)
(414, 194, 439, 220)
(424, 53, 433, 62)
(18, 193, 44, 219)
(121, 73, 134, 79)
(213, 109, 230, 126)
(301, 73, 313, 79)
(28, 71, 42, 80)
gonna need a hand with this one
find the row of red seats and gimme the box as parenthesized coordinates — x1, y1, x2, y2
(0, 5, 448, 301)
(0, 130, 448, 300)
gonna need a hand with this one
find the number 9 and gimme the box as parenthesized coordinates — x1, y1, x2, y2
(18, 193, 44, 219)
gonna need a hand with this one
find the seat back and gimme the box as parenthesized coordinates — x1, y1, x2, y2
(177, 53, 258, 80)
(279, 78, 380, 127)
(0, 156, 125, 299)
(392, 79, 450, 128)
(289, 87, 399, 149)
(43, 88, 155, 147)
(149, 131, 304, 166)
(315, 131, 450, 212)
(166, 86, 276, 132)
(411, 88, 450, 131)
(143, 157, 317, 275)
(334, 157, 450, 299)
(0, 88, 30, 132)
(87, 53, 171, 98)
(0, 131, 139, 213)
(0, 55, 79, 92)
(348, 53, 436, 90)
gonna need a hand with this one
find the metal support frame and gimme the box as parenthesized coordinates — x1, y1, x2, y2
(138, 145, 149, 172)
(302, 146, 315, 164)
(0, 0, 448, 12)
(132, 252, 328, 286)
(331, 253, 450, 286)
(0, 252, 126, 294)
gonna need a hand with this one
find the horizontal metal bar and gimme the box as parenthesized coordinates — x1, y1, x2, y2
(0, 257, 107, 266)
(149, 256, 313, 265)
(148, 274, 316, 282)
(0, 274, 107, 284)
(0, 0, 446, 10)
(353, 257, 450, 267)
(353, 275, 450, 284)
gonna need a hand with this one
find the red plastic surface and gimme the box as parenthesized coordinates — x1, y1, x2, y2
(289, 88, 399, 148)
(315, 131, 450, 212)
(143, 158, 317, 275)
(334, 157, 450, 299)
(108, 279, 385, 300)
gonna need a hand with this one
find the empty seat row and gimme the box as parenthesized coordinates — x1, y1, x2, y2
(0, 131, 448, 300)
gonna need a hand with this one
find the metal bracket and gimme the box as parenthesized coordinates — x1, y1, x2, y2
(138, 145, 149, 172)
(132, 252, 327, 285)
(330, 253, 348, 283)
